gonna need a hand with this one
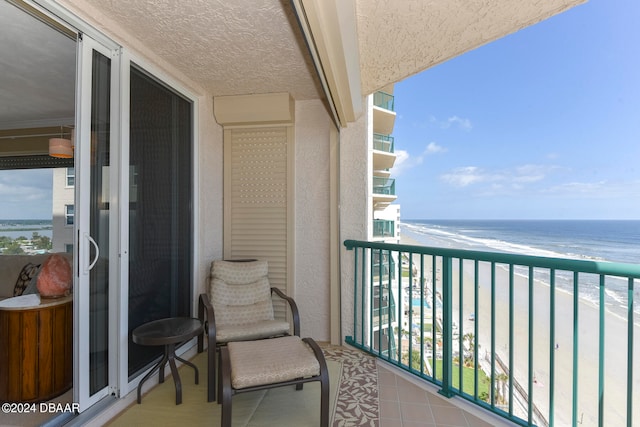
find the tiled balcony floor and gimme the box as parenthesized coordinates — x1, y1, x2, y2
(97, 343, 511, 427)
(377, 362, 502, 427)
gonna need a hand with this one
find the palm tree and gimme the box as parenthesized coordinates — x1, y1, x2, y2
(495, 373, 509, 404)
(463, 332, 475, 351)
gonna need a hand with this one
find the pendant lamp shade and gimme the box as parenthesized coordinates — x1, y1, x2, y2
(49, 137, 73, 158)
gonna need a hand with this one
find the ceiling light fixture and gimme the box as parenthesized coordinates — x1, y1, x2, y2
(49, 126, 73, 158)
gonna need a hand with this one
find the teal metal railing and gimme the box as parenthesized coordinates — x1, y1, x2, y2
(373, 91, 395, 111)
(373, 219, 395, 237)
(373, 177, 395, 196)
(344, 239, 640, 427)
(373, 133, 395, 153)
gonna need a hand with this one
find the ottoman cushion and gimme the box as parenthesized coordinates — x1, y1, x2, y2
(227, 336, 320, 389)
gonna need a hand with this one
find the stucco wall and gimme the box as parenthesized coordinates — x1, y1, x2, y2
(197, 96, 224, 299)
(294, 100, 333, 340)
(339, 100, 371, 341)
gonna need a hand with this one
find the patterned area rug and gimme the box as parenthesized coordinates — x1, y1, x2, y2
(322, 345, 379, 427)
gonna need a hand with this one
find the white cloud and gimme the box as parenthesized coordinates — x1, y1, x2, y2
(426, 114, 473, 131)
(441, 166, 488, 187)
(440, 164, 557, 189)
(512, 164, 555, 183)
(541, 180, 638, 198)
(442, 115, 472, 131)
(390, 142, 446, 176)
(390, 149, 412, 175)
(426, 142, 446, 154)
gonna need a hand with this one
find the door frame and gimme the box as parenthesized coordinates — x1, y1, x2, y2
(116, 51, 200, 398)
(74, 32, 121, 411)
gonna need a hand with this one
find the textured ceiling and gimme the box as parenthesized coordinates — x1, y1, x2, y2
(74, 0, 324, 100)
(0, 1, 76, 129)
(73, 0, 582, 100)
(356, 0, 585, 95)
(0, 0, 584, 129)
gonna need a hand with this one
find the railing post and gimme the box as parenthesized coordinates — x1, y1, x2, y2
(439, 256, 454, 397)
(627, 277, 634, 427)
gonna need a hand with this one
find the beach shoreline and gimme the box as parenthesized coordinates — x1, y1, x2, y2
(400, 233, 640, 426)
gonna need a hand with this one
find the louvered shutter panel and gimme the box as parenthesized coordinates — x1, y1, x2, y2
(224, 126, 293, 321)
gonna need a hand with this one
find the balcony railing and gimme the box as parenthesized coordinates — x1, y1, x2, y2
(373, 133, 395, 153)
(344, 239, 640, 427)
(373, 91, 395, 111)
(373, 287, 396, 329)
(373, 219, 395, 237)
(373, 177, 395, 196)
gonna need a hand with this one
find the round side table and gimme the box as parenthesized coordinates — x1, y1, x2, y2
(0, 295, 72, 402)
(132, 317, 203, 405)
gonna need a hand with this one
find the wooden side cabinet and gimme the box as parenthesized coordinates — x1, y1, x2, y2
(0, 296, 72, 402)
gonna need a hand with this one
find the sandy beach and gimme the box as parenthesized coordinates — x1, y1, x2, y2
(401, 234, 640, 426)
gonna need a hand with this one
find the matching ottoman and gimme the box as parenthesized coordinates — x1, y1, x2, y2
(219, 336, 328, 427)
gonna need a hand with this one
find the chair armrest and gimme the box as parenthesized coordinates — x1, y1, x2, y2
(197, 293, 217, 353)
(271, 287, 300, 336)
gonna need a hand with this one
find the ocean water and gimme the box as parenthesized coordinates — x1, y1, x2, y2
(401, 219, 640, 317)
(0, 219, 53, 239)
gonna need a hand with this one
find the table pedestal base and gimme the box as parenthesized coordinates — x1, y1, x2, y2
(137, 343, 199, 405)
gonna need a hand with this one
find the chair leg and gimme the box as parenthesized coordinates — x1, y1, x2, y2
(220, 347, 232, 427)
(320, 370, 329, 427)
(208, 343, 216, 402)
(303, 338, 330, 427)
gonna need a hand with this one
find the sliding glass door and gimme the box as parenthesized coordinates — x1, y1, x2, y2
(127, 65, 193, 377)
(75, 34, 117, 410)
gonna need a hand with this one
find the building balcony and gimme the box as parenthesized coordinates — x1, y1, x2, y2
(95, 238, 640, 427)
(104, 338, 503, 427)
(373, 92, 396, 135)
(373, 177, 395, 196)
(373, 177, 397, 211)
(373, 219, 395, 238)
(373, 133, 395, 153)
(373, 134, 396, 170)
(344, 239, 640, 427)
(373, 91, 395, 111)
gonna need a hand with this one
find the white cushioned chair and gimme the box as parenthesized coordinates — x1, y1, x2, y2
(197, 259, 300, 402)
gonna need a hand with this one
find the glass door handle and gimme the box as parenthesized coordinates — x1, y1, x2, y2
(85, 233, 100, 272)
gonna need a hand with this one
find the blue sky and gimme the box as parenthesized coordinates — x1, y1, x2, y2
(391, 0, 640, 220)
(0, 169, 52, 219)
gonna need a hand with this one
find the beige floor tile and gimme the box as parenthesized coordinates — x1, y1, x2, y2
(379, 384, 400, 401)
(379, 398, 402, 418)
(431, 405, 469, 426)
(463, 411, 496, 427)
(379, 370, 399, 387)
(397, 382, 429, 404)
(400, 402, 434, 423)
(403, 421, 437, 427)
(380, 417, 404, 427)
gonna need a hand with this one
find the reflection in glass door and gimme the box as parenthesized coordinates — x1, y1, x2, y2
(88, 49, 110, 395)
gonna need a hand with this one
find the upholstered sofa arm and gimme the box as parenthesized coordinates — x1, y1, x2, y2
(270, 287, 300, 337)
(197, 293, 217, 353)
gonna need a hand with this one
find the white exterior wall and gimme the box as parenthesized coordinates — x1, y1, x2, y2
(197, 95, 224, 300)
(294, 99, 334, 340)
(339, 102, 370, 342)
(51, 167, 74, 253)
